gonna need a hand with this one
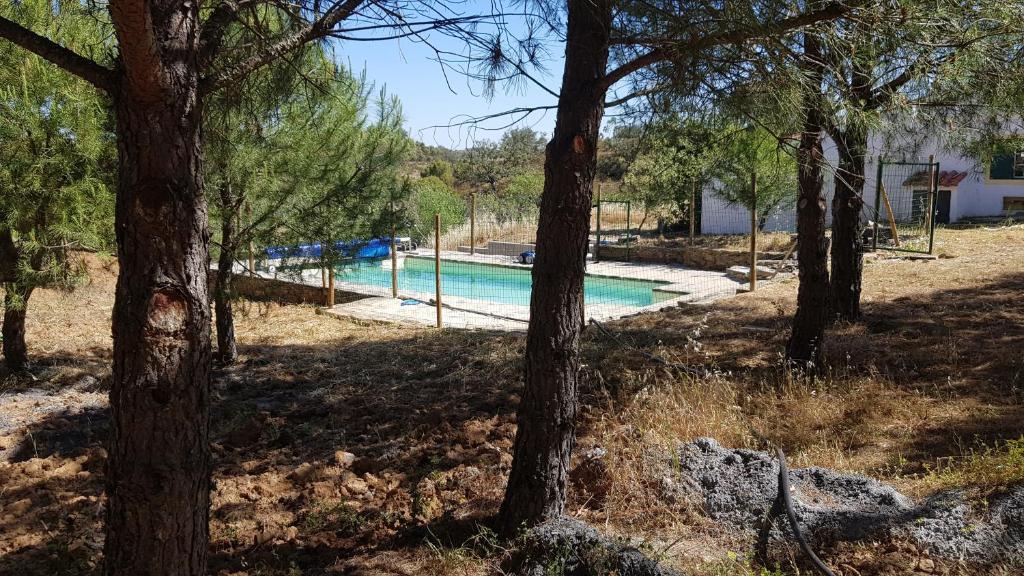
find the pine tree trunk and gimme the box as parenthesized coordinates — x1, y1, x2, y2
(2, 281, 33, 372)
(103, 8, 211, 574)
(786, 27, 830, 370)
(0, 229, 15, 284)
(829, 125, 867, 322)
(498, 0, 611, 537)
(215, 184, 239, 365)
(215, 243, 238, 364)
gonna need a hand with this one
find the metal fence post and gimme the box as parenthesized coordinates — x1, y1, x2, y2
(929, 159, 940, 254)
(750, 171, 758, 292)
(873, 156, 883, 251)
(434, 213, 442, 329)
(926, 154, 936, 245)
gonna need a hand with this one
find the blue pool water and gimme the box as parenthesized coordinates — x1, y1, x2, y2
(335, 256, 675, 308)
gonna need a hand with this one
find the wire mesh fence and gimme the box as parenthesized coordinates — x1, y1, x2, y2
(248, 172, 827, 329)
(869, 159, 938, 254)
(240, 147, 985, 329)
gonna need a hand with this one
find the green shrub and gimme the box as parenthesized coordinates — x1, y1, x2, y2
(480, 171, 543, 223)
(420, 160, 455, 187)
(411, 176, 466, 239)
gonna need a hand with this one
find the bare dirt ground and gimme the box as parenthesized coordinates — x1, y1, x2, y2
(0, 224, 1022, 575)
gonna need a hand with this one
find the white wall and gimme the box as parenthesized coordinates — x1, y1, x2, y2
(700, 124, 1019, 234)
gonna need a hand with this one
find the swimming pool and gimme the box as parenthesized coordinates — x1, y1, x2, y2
(334, 256, 676, 308)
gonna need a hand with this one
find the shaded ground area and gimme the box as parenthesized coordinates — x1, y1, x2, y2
(0, 225, 1022, 575)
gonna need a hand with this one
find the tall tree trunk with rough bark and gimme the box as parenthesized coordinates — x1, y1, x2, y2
(498, 0, 611, 537)
(103, 4, 212, 575)
(215, 183, 239, 364)
(829, 124, 867, 321)
(2, 281, 33, 372)
(787, 26, 830, 370)
(0, 230, 15, 284)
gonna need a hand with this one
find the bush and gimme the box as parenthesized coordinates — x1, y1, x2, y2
(411, 176, 466, 239)
(420, 160, 454, 187)
(480, 171, 544, 223)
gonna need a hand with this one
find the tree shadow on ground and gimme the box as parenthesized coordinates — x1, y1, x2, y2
(0, 346, 111, 394)
(0, 406, 107, 576)
(3, 274, 1022, 575)
(600, 272, 1024, 475)
(605, 271, 1024, 396)
(1, 326, 526, 575)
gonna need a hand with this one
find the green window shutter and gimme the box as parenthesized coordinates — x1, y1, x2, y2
(990, 153, 1015, 179)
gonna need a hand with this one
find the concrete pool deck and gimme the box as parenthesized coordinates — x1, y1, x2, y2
(295, 249, 751, 330)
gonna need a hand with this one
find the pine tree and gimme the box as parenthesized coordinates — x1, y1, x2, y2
(0, 0, 114, 373)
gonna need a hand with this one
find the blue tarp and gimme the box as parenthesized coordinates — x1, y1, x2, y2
(265, 237, 392, 260)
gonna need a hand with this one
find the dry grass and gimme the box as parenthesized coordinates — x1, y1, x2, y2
(0, 224, 1022, 575)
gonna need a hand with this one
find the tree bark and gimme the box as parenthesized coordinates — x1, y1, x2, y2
(829, 124, 867, 322)
(215, 244, 238, 365)
(0, 229, 16, 284)
(2, 281, 33, 372)
(215, 184, 239, 365)
(786, 26, 830, 370)
(103, 3, 211, 574)
(829, 58, 872, 323)
(498, 0, 611, 537)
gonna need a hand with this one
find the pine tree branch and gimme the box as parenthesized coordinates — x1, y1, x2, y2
(199, 0, 364, 94)
(109, 0, 181, 102)
(199, 0, 251, 71)
(603, 83, 671, 108)
(0, 16, 113, 92)
(603, 0, 864, 90)
(602, 49, 665, 90)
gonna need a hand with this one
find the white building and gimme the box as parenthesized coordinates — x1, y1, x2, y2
(700, 132, 1024, 235)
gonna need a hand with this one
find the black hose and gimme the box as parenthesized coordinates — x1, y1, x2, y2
(776, 449, 836, 576)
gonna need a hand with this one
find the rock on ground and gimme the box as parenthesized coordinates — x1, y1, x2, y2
(514, 517, 681, 576)
(673, 437, 1024, 566)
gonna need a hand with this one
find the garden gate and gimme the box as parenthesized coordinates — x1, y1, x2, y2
(872, 158, 940, 255)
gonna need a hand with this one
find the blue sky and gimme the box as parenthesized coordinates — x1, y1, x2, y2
(334, 20, 566, 149)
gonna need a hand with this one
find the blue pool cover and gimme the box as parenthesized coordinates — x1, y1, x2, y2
(266, 238, 392, 260)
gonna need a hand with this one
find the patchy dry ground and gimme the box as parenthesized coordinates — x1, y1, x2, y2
(1, 224, 1022, 575)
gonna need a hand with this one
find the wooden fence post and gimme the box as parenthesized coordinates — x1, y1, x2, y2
(245, 202, 255, 276)
(470, 192, 476, 255)
(327, 263, 335, 307)
(880, 182, 901, 247)
(689, 179, 696, 245)
(749, 172, 758, 292)
(595, 183, 602, 262)
(435, 213, 442, 329)
(390, 200, 399, 298)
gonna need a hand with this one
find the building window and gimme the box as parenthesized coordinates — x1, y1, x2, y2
(1004, 197, 1024, 214)
(990, 152, 1024, 180)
